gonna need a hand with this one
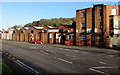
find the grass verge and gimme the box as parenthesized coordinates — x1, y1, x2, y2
(0, 60, 14, 75)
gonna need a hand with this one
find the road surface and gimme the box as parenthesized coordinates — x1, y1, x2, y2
(1, 40, 120, 75)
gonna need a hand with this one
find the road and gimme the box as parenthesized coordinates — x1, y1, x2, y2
(1, 40, 120, 75)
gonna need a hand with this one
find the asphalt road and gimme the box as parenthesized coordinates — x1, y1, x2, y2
(1, 40, 120, 75)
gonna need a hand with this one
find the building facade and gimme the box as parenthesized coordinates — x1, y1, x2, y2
(76, 4, 120, 47)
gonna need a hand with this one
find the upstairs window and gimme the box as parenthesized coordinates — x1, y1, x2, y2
(81, 23, 86, 29)
(100, 8, 103, 16)
(81, 34, 86, 41)
(81, 11, 85, 17)
(111, 8, 116, 15)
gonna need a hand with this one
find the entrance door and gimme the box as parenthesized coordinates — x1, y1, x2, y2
(60, 35, 66, 45)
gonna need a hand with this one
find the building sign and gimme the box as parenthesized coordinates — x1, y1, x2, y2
(48, 30, 59, 32)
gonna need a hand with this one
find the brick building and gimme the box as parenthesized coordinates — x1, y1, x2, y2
(76, 4, 120, 47)
(28, 26, 43, 42)
(1, 28, 14, 40)
(41, 24, 76, 45)
(12, 28, 21, 41)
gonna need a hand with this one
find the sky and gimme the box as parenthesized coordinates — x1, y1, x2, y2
(1, 2, 119, 29)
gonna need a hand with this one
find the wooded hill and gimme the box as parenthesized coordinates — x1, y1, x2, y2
(24, 17, 76, 27)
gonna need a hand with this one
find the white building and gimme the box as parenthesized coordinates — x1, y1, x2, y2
(1, 28, 14, 40)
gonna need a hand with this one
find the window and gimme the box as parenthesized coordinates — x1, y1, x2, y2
(86, 29, 91, 33)
(81, 11, 85, 17)
(49, 33, 52, 38)
(111, 8, 116, 15)
(68, 35, 75, 40)
(100, 21, 103, 29)
(56, 34, 59, 39)
(114, 21, 119, 28)
(95, 28, 97, 33)
(100, 8, 102, 16)
(81, 23, 86, 29)
(81, 34, 86, 40)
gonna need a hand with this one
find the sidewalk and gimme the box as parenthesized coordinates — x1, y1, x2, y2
(46, 44, 120, 56)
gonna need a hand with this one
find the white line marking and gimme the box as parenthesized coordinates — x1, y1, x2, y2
(29, 47, 37, 49)
(41, 51, 49, 55)
(12, 57, 15, 60)
(9, 55, 12, 57)
(54, 57, 72, 64)
(92, 66, 118, 69)
(66, 55, 76, 58)
(99, 62, 118, 67)
(89, 68, 110, 75)
(73, 50, 79, 52)
(16, 60, 39, 74)
(59, 48, 79, 52)
(99, 62, 106, 64)
(64, 49, 70, 50)
(5, 53, 8, 55)
(46, 50, 53, 52)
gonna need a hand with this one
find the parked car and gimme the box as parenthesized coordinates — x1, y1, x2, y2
(32, 39, 43, 44)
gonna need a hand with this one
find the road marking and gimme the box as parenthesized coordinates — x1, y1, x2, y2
(6, 53, 8, 55)
(92, 66, 118, 69)
(99, 62, 106, 64)
(41, 51, 49, 55)
(99, 62, 118, 67)
(16, 60, 40, 74)
(46, 50, 53, 52)
(58, 48, 79, 52)
(12, 57, 15, 60)
(54, 57, 72, 64)
(73, 50, 79, 52)
(89, 68, 110, 75)
(9, 55, 12, 57)
(66, 55, 76, 58)
(29, 47, 37, 49)
(108, 55, 115, 57)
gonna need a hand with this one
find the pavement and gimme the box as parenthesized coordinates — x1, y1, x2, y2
(1, 40, 120, 75)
